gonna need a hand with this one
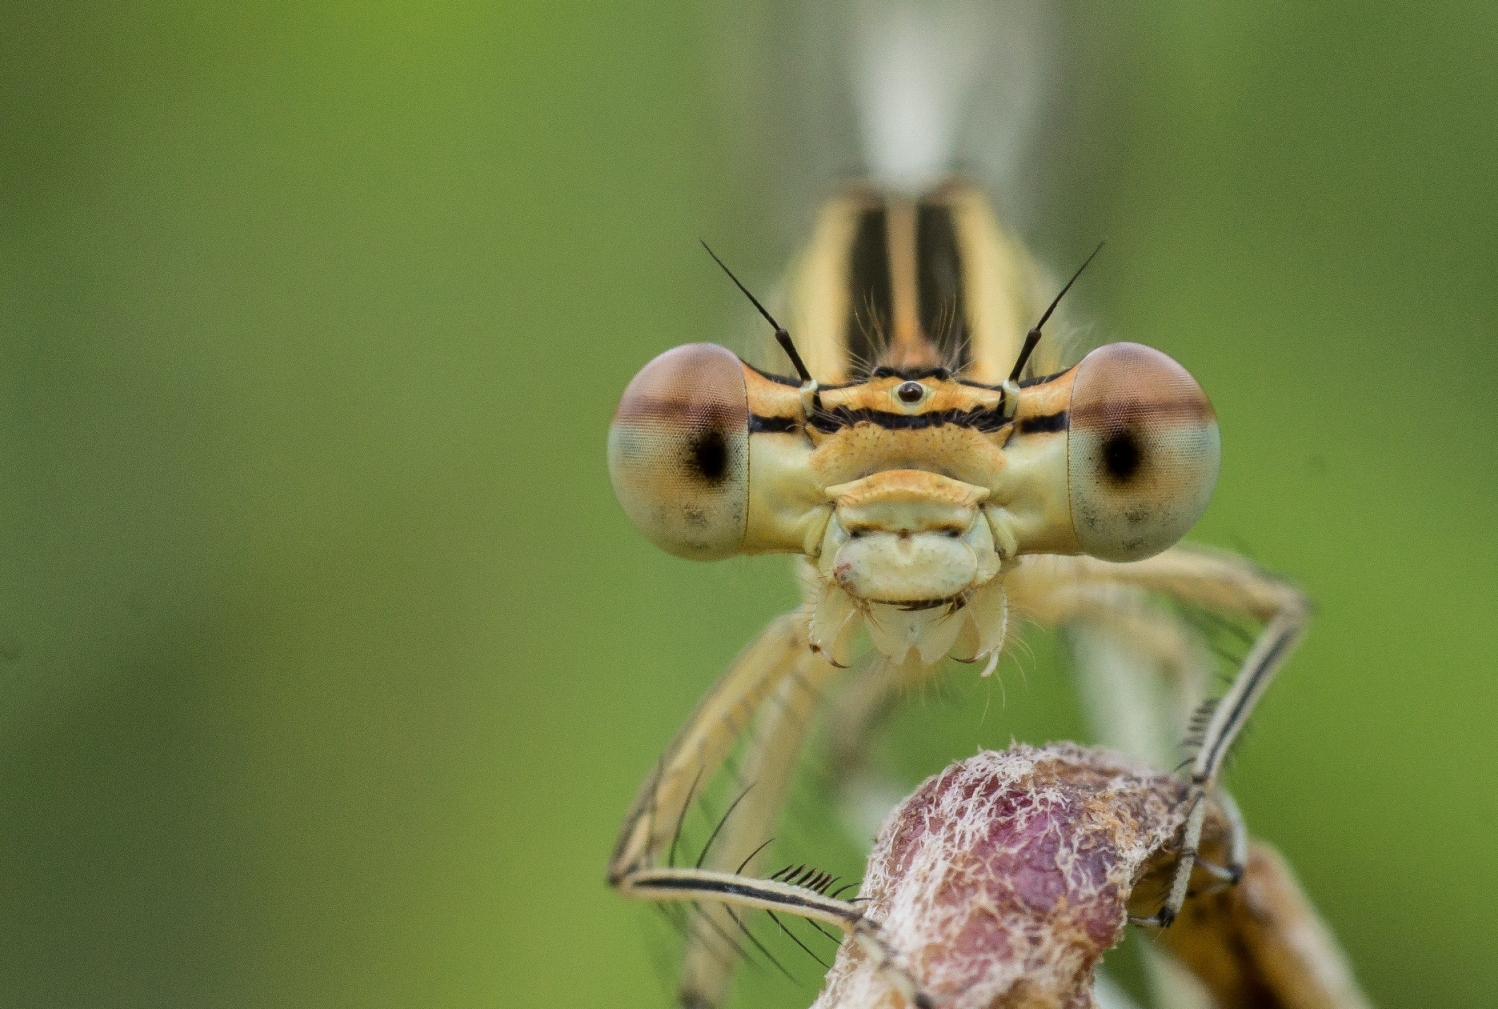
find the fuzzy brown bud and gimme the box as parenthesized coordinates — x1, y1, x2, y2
(813, 744, 1189, 1009)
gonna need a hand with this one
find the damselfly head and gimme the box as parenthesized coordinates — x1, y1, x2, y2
(606, 337, 1220, 563)
(606, 180, 1221, 666)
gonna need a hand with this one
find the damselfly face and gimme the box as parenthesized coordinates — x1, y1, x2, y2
(608, 182, 1220, 670)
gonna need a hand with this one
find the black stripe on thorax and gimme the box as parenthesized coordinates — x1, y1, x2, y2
(916, 202, 968, 370)
(845, 206, 890, 378)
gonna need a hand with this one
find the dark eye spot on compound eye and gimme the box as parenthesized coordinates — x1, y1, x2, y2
(689, 427, 729, 484)
(897, 381, 924, 403)
(1102, 428, 1142, 483)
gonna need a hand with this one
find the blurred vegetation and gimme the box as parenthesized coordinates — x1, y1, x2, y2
(2, 3, 1496, 1007)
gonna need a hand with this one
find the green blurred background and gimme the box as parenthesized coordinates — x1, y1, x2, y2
(3, 3, 1496, 1007)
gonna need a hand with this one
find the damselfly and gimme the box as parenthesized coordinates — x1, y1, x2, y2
(604, 176, 1308, 1008)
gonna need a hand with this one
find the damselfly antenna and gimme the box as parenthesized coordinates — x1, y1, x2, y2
(1007, 239, 1107, 384)
(700, 240, 815, 385)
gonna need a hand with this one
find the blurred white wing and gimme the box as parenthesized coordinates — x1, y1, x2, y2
(852, 0, 1051, 199)
(709, 0, 1060, 243)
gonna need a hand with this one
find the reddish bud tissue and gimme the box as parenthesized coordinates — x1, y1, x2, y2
(814, 744, 1189, 1009)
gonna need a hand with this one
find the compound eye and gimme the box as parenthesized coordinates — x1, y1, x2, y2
(1067, 343, 1220, 561)
(607, 343, 750, 560)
